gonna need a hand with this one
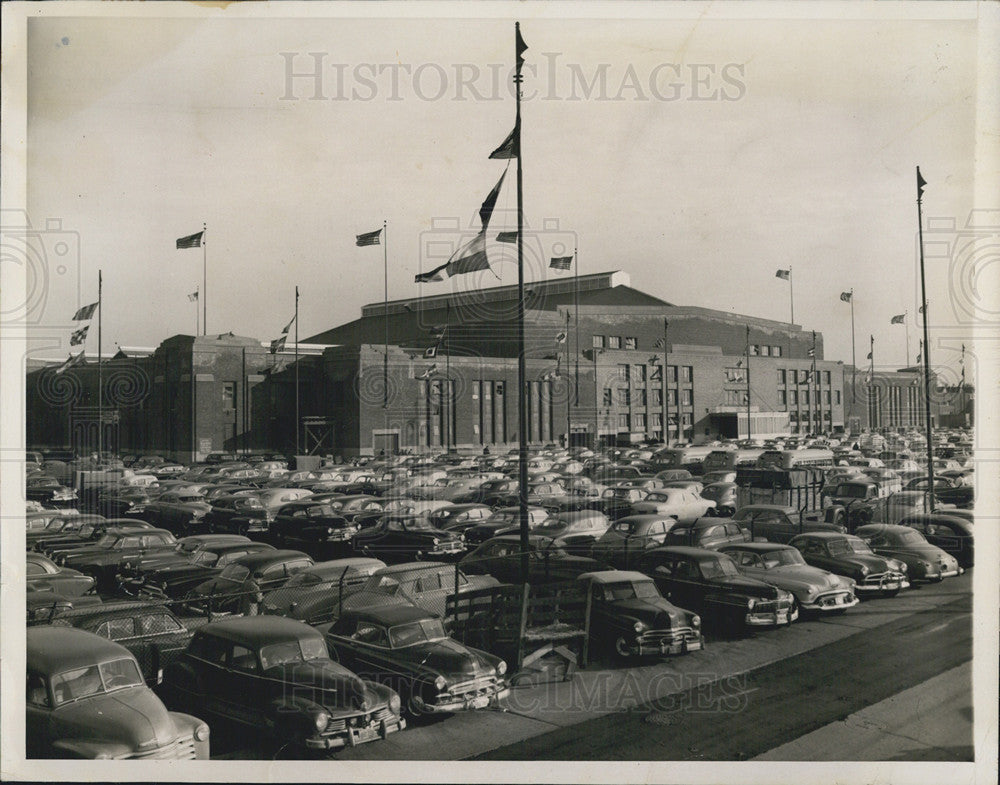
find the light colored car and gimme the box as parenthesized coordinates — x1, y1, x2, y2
(630, 488, 716, 523)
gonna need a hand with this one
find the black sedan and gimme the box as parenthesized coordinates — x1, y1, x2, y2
(636, 546, 798, 632)
(460, 534, 611, 585)
(897, 512, 974, 567)
(26, 552, 96, 597)
(184, 549, 314, 616)
(162, 616, 404, 750)
(268, 500, 360, 552)
(904, 476, 974, 508)
(787, 532, 909, 596)
(58, 528, 179, 592)
(353, 515, 465, 564)
(321, 603, 509, 716)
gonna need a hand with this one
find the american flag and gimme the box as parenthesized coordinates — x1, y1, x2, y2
(176, 231, 204, 249)
(356, 228, 382, 247)
(72, 302, 98, 321)
(69, 325, 89, 346)
(54, 351, 86, 375)
(550, 256, 573, 271)
(496, 231, 518, 244)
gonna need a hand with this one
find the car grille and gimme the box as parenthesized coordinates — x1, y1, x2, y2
(323, 707, 395, 735)
(438, 675, 503, 702)
(431, 541, 465, 554)
(124, 734, 196, 760)
(813, 590, 854, 607)
(861, 571, 905, 587)
(637, 627, 701, 647)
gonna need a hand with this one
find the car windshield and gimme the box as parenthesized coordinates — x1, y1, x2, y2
(95, 534, 115, 547)
(286, 571, 324, 588)
(178, 541, 201, 553)
(644, 492, 673, 502)
(699, 557, 739, 579)
(829, 537, 873, 555)
(601, 580, 660, 600)
(50, 658, 143, 706)
(219, 564, 251, 582)
(534, 520, 569, 535)
(611, 520, 639, 534)
(836, 485, 869, 498)
(888, 529, 927, 546)
(78, 524, 96, 538)
(259, 637, 328, 670)
(761, 549, 806, 568)
(388, 619, 448, 648)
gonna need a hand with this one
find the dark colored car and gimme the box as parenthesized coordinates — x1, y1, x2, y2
(597, 485, 651, 520)
(27, 513, 108, 551)
(269, 499, 361, 551)
(307, 493, 385, 523)
(461, 506, 551, 547)
(162, 616, 404, 750)
(460, 534, 611, 585)
(427, 503, 494, 534)
(854, 524, 963, 582)
(453, 478, 519, 507)
(185, 549, 314, 615)
(731, 504, 846, 543)
(904, 476, 974, 509)
(137, 491, 212, 534)
(26, 626, 209, 759)
(718, 543, 859, 615)
(527, 510, 613, 555)
(27, 592, 103, 625)
(664, 518, 751, 550)
(26, 552, 96, 597)
(700, 482, 738, 517)
(59, 528, 179, 592)
(79, 486, 157, 518)
(590, 515, 678, 570)
(897, 512, 974, 567)
(26, 475, 79, 508)
(787, 532, 909, 596)
(45, 601, 193, 685)
(202, 495, 270, 536)
(577, 570, 702, 659)
(353, 515, 466, 564)
(322, 604, 509, 716)
(33, 518, 154, 559)
(636, 546, 798, 631)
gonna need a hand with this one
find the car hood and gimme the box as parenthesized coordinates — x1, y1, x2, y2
(52, 687, 177, 752)
(823, 553, 893, 573)
(606, 597, 685, 627)
(149, 563, 220, 583)
(757, 565, 845, 591)
(273, 661, 378, 712)
(711, 574, 781, 598)
(396, 637, 497, 681)
(877, 543, 956, 563)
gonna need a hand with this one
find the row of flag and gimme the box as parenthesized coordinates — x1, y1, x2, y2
(56, 295, 102, 373)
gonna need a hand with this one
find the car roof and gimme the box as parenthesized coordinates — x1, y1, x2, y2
(718, 542, 794, 553)
(196, 615, 321, 647)
(854, 524, 912, 535)
(614, 514, 677, 525)
(178, 534, 251, 546)
(579, 570, 652, 584)
(375, 561, 449, 575)
(337, 602, 437, 626)
(50, 600, 180, 624)
(305, 558, 386, 575)
(232, 549, 311, 567)
(736, 504, 796, 514)
(650, 546, 727, 559)
(789, 531, 852, 541)
(28, 626, 133, 674)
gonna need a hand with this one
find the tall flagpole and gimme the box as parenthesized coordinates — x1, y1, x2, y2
(564, 310, 571, 446)
(916, 167, 935, 511)
(202, 223, 207, 336)
(295, 286, 300, 456)
(905, 310, 910, 369)
(513, 21, 530, 587)
(745, 325, 751, 440)
(789, 265, 795, 325)
(383, 220, 389, 409)
(849, 289, 856, 404)
(810, 330, 817, 436)
(195, 286, 200, 337)
(97, 269, 103, 458)
(573, 245, 579, 409)
(662, 319, 669, 446)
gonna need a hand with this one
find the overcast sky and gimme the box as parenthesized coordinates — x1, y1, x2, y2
(23, 6, 980, 385)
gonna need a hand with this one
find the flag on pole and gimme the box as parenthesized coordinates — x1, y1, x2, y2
(72, 302, 98, 321)
(866, 349, 873, 360)
(280, 315, 296, 335)
(554, 332, 567, 344)
(654, 338, 665, 348)
(489, 125, 519, 159)
(270, 336, 287, 354)
(736, 358, 743, 368)
(415, 263, 448, 284)
(69, 325, 89, 346)
(176, 231, 204, 249)
(890, 314, 905, 324)
(840, 291, 852, 303)
(188, 291, 199, 302)
(54, 351, 86, 375)
(918, 303, 926, 314)
(424, 345, 438, 359)
(807, 347, 815, 357)
(496, 231, 518, 243)
(416, 364, 438, 380)
(550, 256, 573, 271)
(516, 26, 528, 70)
(355, 228, 382, 247)
(429, 325, 447, 337)
(917, 167, 927, 199)
(775, 269, 790, 280)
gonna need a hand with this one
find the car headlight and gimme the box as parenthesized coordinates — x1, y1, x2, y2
(434, 675, 448, 691)
(388, 693, 401, 716)
(893, 560, 907, 573)
(691, 615, 701, 628)
(327, 527, 334, 535)
(432, 538, 440, 546)
(858, 565, 869, 577)
(747, 598, 756, 610)
(633, 621, 646, 633)
(194, 723, 210, 742)
(497, 660, 507, 675)
(313, 710, 330, 732)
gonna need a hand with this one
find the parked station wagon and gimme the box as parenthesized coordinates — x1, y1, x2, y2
(162, 616, 404, 750)
(26, 626, 210, 759)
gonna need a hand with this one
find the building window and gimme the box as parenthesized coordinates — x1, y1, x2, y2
(823, 370, 831, 385)
(222, 382, 236, 410)
(778, 390, 787, 405)
(682, 366, 692, 383)
(668, 389, 678, 406)
(823, 390, 831, 404)
(749, 344, 759, 356)
(603, 388, 612, 407)
(835, 390, 842, 405)
(802, 390, 810, 405)
(624, 337, 637, 350)
(592, 335, 605, 349)
(789, 390, 798, 405)
(725, 389, 743, 406)
(777, 369, 786, 384)
(651, 413, 662, 428)
(651, 388, 662, 406)
(726, 367, 746, 383)
(668, 365, 678, 383)
(472, 380, 480, 399)
(790, 410, 798, 421)
(608, 336, 622, 349)
(634, 364, 646, 383)
(617, 388, 630, 406)
(681, 413, 692, 426)
(760, 345, 770, 357)
(617, 364, 629, 381)
(773, 346, 782, 357)
(634, 413, 647, 431)
(618, 414, 630, 430)
(681, 389, 693, 406)
(637, 389, 647, 407)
